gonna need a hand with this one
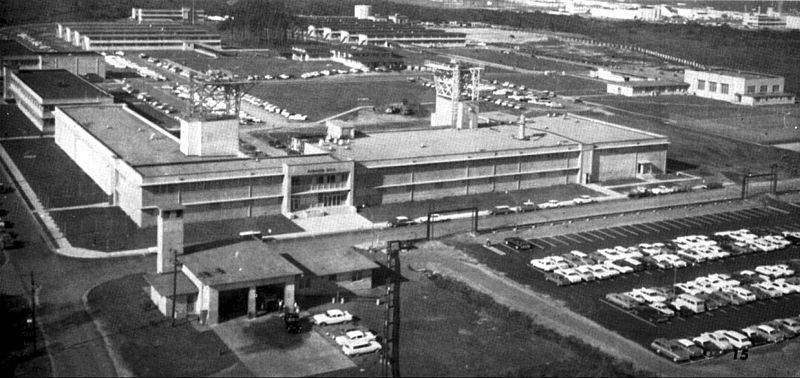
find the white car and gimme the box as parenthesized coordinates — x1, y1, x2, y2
(335, 329, 377, 346)
(553, 268, 583, 284)
(589, 264, 617, 279)
(630, 288, 668, 303)
(773, 278, 800, 293)
(693, 331, 733, 351)
(342, 340, 382, 356)
(312, 309, 353, 326)
(649, 302, 675, 317)
(751, 282, 783, 298)
(605, 260, 633, 274)
(538, 200, 561, 209)
(769, 280, 798, 295)
(530, 256, 569, 272)
(724, 287, 756, 302)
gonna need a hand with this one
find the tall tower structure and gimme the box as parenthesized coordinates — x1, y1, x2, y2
(427, 60, 482, 129)
(157, 205, 184, 274)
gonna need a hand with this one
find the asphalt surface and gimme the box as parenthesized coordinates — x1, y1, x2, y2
(454, 205, 800, 350)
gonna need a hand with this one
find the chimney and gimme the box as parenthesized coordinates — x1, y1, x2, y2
(517, 114, 526, 140)
(157, 205, 185, 273)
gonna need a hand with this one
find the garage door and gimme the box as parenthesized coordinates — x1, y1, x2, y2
(218, 287, 249, 322)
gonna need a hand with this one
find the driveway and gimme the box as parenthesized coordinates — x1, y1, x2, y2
(212, 315, 355, 377)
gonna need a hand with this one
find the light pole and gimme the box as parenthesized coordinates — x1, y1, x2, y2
(170, 248, 182, 327)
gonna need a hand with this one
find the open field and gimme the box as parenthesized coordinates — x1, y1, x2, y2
(148, 50, 351, 78)
(250, 80, 435, 121)
(445, 47, 593, 73)
(442, 27, 550, 44)
(86, 274, 239, 377)
(51, 207, 302, 252)
(589, 96, 800, 145)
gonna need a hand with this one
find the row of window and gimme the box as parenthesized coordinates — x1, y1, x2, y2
(697, 79, 781, 94)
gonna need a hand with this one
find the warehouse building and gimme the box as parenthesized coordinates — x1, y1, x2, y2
(4, 69, 112, 132)
(53, 100, 668, 227)
(324, 114, 669, 206)
(56, 22, 221, 51)
(330, 45, 404, 70)
(606, 80, 689, 97)
(54, 103, 355, 227)
(131, 7, 205, 24)
(304, 17, 466, 46)
(684, 68, 796, 106)
(1, 40, 106, 82)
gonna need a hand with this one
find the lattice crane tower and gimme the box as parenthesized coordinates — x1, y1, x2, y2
(426, 60, 482, 129)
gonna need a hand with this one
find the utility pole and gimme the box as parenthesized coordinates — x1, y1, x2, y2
(382, 241, 402, 378)
(171, 248, 181, 327)
(30, 272, 37, 353)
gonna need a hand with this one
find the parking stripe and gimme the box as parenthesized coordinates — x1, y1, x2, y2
(680, 218, 705, 227)
(767, 206, 790, 214)
(572, 233, 595, 242)
(690, 217, 714, 226)
(528, 241, 548, 249)
(585, 230, 606, 240)
(560, 234, 584, 244)
(536, 238, 558, 248)
(639, 223, 661, 232)
(548, 236, 571, 246)
(618, 226, 641, 236)
(697, 215, 722, 224)
(606, 228, 629, 237)
(705, 213, 733, 222)
(721, 212, 749, 220)
(667, 219, 694, 228)
(629, 224, 652, 234)
(594, 229, 617, 239)
(649, 222, 674, 231)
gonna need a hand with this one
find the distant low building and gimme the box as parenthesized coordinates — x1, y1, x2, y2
(594, 67, 688, 97)
(684, 68, 796, 106)
(606, 80, 689, 97)
(131, 7, 205, 24)
(4, 69, 112, 132)
(0, 40, 106, 82)
(330, 45, 404, 70)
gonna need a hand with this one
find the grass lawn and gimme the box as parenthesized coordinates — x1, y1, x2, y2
(445, 47, 593, 72)
(0, 105, 43, 138)
(148, 50, 351, 78)
(359, 184, 604, 222)
(589, 95, 800, 144)
(308, 256, 644, 377)
(50, 207, 304, 252)
(249, 80, 435, 121)
(86, 274, 238, 377)
(1, 138, 108, 208)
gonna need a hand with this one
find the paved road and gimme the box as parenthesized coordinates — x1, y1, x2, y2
(1, 164, 150, 377)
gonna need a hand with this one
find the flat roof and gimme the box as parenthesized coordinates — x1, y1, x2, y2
(330, 114, 666, 164)
(611, 80, 689, 88)
(56, 104, 340, 179)
(0, 40, 34, 56)
(14, 70, 109, 101)
(144, 271, 198, 297)
(180, 241, 302, 287)
(285, 248, 379, 276)
(689, 68, 780, 80)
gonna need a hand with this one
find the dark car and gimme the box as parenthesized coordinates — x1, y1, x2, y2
(504, 237, 533, 251)
(745, 285, 772, 300)
(650, 338, 691, 362)
(698, 340, 726, 357)
(766, 320, 799, 339)
(673, 338, 704, 359)
(544, 272, 572, 287)
(284, 312, 302, 334)
(388, 216, 415, 227)
(634, 305, 670, 323)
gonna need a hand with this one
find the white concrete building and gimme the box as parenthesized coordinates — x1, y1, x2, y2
(684, 68, 796, 106)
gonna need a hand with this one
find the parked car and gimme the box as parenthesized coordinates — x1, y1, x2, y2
(650, 338, 691, 362)
(492, 205, 520, 215)
(769, 319, 800, 338)
(740, 326, 769, 346)
(573, 195, 595, 205)
(388, 216, 415, 227)
(335, 329, 378, 346)
(634, 305, 670, 323)
(342, 340, 382, 356)
(605, 292, 639, 310)
(504, 237, 533, 251)
(312, 309, 353, 326)
(545, 272, 573, 286)
(755, 324, 785, 343)
(284, 312, 302, 333)
(538, 200, 561, 209)
(674, 338, 704, 359)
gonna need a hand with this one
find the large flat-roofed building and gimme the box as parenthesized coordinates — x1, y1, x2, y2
(54, 104, 355, 227)
(326, 114, 668, 206)
(606, 80, 689, 97)
(1, 40, 106, 81)
(684, 68, 796, 106)
(5, 69, 112, 132)
(131, 7, 205, 24)
(53, 102, 667, 228)
(304, 16, 466, 47)
(56, 22, 221, 51)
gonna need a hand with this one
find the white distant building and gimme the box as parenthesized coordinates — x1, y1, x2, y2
(354, 5, 373, 19)
(743, 13, 785, 28)
(684, 68, 795, 106)
(786, 15, 800, 30)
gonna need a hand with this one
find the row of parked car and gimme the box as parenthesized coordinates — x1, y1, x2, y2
(242, 93, 308, 121)
(105, 54, 167, 81)
(651, 315, 800, 362)
(310, 309, 382, 357)
(534, 228, 800, 286)
(605, 262, 800, 322)
(491, 195, 597, 217)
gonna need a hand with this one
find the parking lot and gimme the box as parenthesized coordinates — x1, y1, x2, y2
(452, 205, 800, 350)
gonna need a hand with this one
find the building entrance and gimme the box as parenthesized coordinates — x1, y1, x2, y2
(218, 287, 249, 322)
(256, 284, 285, 314)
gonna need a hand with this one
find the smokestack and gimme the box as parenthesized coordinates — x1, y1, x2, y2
(157, 205, 185, 273)
(517, 114, 526, 140)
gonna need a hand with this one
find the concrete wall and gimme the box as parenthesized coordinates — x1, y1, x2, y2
(594, 144, 667, 182)
(685, 69, 786, 105)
